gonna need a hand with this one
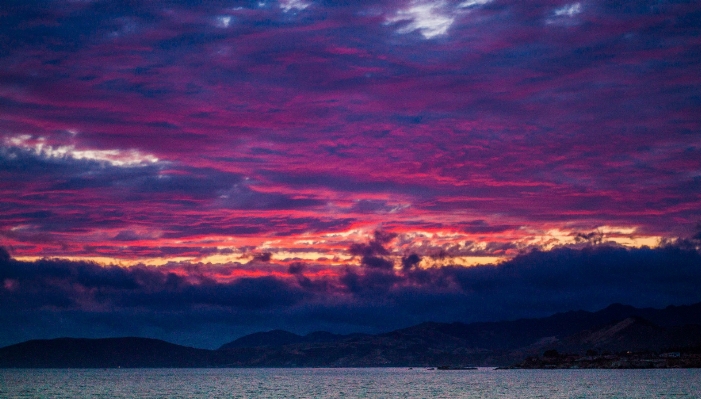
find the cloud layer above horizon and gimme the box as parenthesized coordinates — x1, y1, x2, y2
(2, 243, 700, 348)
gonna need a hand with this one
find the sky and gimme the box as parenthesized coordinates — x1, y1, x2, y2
(1, 0, 700, 348)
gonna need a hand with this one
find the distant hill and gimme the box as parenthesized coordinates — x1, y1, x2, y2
(219, 330, 367, 349)
(0, 337, 227, 368)
(2, 302, 700, 368)
(558, 316, 701, 353)
(504, 317, 701, 369)
(214, 301, 701, 366)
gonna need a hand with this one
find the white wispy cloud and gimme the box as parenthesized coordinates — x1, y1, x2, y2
(547, 2, 583, 25)
(387, 1, 454, 39)
(4, 135, 159, 167)
(458, 0, 493, 9)
(279, 0, 310, 13)
(554, 2, 582, 17)
(215, 15, 232, 28)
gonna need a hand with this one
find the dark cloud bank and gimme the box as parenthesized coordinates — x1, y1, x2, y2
(2, 237, 701, 349)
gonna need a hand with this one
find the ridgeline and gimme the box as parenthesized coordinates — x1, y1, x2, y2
(2, 302, 701, 368)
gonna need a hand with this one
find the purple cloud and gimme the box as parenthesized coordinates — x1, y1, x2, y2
(1, 0, 699, 262)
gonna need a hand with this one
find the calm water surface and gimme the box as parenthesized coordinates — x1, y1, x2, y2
(1, 368, 700, 398)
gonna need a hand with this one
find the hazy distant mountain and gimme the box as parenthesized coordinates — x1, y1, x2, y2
(2, 302, 700, 368)
(220, 330, 304, 349)
(504, 317, 701, 369)
(214, 301, 701, 366)
(555, 316, 701, 353)
(219, 330, 367, 349)
(0, 337, 226, 368)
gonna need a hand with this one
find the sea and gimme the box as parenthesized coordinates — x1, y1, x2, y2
(1, 368, 700, 398)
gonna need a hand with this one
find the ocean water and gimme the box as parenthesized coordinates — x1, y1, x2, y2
(1, 368, 700, 398)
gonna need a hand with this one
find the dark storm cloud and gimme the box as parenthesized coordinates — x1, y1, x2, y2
(0, 247, 308, 312)
(252, 252, 272, 262)
(401, 253, 421, 270)
(348, 230, 398, 269)
(2, 241, 700, 348)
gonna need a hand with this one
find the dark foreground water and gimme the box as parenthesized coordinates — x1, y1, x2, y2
(1, 368, 700, 398)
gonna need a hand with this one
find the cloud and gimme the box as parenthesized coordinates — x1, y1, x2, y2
(0, 144, 329, 248)
(348, 230, 398, 269)
(547, 2, 583, 24)
(387, 1, 455, 39)
(112, 230, 161, 242)
(1, 241, 700, 348)
(4, 135, 159, 167)
(401, 253, 421, 270)
(252, 252, 272, 262)
(215, 15, 232, 28)
(280, 0, 311, 13)
(1, 0, 701, 269)
(216, 182, 324, 210)
(458, 0, 492, 9)
(350, 200, 407, 214)
(554, 3, 582, 17)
